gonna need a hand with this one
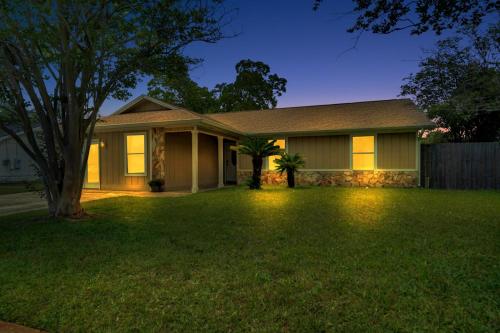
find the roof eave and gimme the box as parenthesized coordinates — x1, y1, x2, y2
(94, 119, 202, 131)
(94, 118, 245, 136)
(244, 124, 436, 137)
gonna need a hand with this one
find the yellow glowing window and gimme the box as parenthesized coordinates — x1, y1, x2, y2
(268, 139, 286, 170)
(126, 134, 146, 175)
(87, 143, 100, 183)
(352, 136, 374, 170)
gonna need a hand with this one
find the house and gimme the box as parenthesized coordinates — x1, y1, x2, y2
(86, 95, 433, 192)
(0, 131, 39, 182)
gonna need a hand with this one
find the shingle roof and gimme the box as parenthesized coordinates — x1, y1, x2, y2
(98, 108, 202, 126)
(97, 97, 433, 134)
(206, 99, 433, 135)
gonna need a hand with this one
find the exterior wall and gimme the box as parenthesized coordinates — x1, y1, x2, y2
(236, 131, 419, 188)
(239, 153, 253, 170)
(377, 132, 417, 169)
(152, 128, 167, 180)
(164, 132, 192, 190)
(122, 99, 166, 114)
(153, 128, 234, 191)
(198, 133, 218, 189)
(0, 135, 38, 182)
(96, 131, 149, 191)
(238, 170, 418, 187)
(288, 135, 350, 169)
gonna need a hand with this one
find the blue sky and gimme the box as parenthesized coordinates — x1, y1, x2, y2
(100, 0, 450, 115)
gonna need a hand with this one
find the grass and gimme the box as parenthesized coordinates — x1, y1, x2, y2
(0, 186, 499, 332)
(0, 181, 42, 195)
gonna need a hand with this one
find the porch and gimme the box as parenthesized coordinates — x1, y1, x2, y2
(151, 126, 238, 193)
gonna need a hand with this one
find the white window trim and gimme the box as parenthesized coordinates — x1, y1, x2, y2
(124, 132, 147, 176)
(350, 134, 377, 171)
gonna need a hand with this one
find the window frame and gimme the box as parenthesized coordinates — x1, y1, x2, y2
(350, 134, 377, 171)
(124, 132, 147, 176)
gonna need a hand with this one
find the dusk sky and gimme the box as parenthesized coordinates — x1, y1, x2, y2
(101, 0, 450, 115)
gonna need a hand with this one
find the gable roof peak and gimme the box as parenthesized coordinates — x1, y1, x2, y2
(111, 95, 180, 115)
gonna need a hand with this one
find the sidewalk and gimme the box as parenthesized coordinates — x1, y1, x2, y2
(0, 321, 46, 333)
(0, 189, 189, 217)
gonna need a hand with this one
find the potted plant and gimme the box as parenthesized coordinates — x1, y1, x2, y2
(274, 152, 305, 188)
(148, 179, 165, 192)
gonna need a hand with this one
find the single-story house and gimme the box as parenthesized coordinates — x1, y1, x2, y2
(0, 131, 39, 182)
(84, 95, 433, 192)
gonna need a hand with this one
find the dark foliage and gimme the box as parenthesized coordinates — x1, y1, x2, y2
(314, 0, 498, 35)
(401, 24, 500, 142)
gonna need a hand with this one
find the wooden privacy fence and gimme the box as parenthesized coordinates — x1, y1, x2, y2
(420, 142, 500, 189)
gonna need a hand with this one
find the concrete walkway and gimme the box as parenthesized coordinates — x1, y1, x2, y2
(0, 190, 189, 217)
(0, 321, 45, 333)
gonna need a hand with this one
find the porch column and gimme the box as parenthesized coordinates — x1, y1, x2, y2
(191, 128, 199, 193)
(218, 136, 224, 188)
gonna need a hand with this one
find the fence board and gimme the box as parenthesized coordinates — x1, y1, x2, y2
(421, 142, 500, 189)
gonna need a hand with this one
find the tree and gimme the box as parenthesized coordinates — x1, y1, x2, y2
(237, 138, 281, 189)
(401, 24, 500, 142)
(147, 54, 219, 113)
(274, 152, 305, 188)
(313, 0, 498, 35)
(0, 0, 228, 217)
(214, 59, 287, 112)
(147, 58, 287, 113)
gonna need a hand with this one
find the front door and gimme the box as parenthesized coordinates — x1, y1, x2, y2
(85, 142, 100, 189)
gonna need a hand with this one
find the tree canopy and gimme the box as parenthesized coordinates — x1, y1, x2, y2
(147, 55, 219, 113)
(0, 0, 228, 216)
(214, 59, 287, 112)
(148, 59, 287, 113)
(314, 0, 498, 35)
(401, 24, 500, 142)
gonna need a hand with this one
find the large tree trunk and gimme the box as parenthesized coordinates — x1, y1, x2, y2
(55, 172, 84, 217)
(55, 188, 83, 217)
(251, 157, 263, 189)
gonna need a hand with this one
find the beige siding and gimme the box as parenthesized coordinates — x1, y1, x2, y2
(239, 154, 253, 170)
(0, 135, 38, 182)
(165, 132, 192, 190)
(377, 132, 417, 169)
(288, 135, 350, 169)
(122, 99, 166, 114)
(97, 131, 148, 191)
(198, 133, 218, 189)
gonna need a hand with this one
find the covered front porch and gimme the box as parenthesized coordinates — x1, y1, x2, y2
(151, 126, 238, 193)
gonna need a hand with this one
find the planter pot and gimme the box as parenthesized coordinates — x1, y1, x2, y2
(150, 185, 164, 192)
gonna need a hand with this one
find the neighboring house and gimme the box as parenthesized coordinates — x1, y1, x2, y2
(86, 95, 433, 192)
(0, 132, 39, 182)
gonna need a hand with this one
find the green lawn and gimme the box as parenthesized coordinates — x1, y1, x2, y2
(0, 187, 499, 332)
(0, 181, 43, 195)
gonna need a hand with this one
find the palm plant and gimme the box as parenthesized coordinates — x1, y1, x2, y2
(274, 153, 305, 188)
(237, 137, 282, 189)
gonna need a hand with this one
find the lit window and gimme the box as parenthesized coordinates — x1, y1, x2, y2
(126, 134, 146, 175)
(269, 139, 286, 170)
(352, 136, 374, 170)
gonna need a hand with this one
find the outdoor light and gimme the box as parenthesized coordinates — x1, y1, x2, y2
(100, 141, 105, 148)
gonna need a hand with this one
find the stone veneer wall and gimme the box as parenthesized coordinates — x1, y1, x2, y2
(238, 170, 418, 187)
(151, 128, 167, 180)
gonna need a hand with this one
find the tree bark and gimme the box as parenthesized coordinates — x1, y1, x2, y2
(251, 157, 263, 189)
(55, 155, 84, 217)
(287, 170, 295, 188)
